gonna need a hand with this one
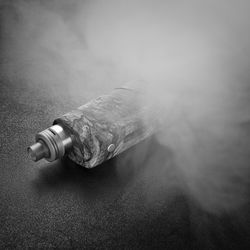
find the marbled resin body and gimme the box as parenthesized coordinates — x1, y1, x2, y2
(54, 87, 158, 168)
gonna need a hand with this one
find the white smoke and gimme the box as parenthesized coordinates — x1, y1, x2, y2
(1, 0, 250, 214)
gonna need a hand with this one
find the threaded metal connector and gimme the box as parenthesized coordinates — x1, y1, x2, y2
(28, 124, 73, 162)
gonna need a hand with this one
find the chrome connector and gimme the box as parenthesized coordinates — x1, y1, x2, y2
(28, 125, 72, 162)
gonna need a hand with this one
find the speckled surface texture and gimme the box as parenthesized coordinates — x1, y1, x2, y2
(0, 79, 250, 249)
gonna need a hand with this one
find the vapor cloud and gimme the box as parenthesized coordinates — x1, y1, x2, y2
(1, 0, 250, 214)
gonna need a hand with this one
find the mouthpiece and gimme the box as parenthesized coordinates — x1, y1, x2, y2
(28, 125, 73, 162)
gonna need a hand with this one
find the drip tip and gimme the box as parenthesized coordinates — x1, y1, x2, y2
(27, 141, 50, 161)
(28, 125, 72, 162)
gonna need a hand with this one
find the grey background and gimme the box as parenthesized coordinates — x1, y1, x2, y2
(1, 0, 250, 248)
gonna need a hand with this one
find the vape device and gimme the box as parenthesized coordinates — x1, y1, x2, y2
(28, 82, 158, 168)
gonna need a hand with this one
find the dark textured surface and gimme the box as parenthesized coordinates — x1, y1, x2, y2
(0, 79, 250, 249)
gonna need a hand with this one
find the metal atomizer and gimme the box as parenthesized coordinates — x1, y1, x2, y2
(28, 82, 159, 168)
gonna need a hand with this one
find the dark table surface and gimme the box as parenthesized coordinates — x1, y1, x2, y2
(0, 77, 250, 249)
